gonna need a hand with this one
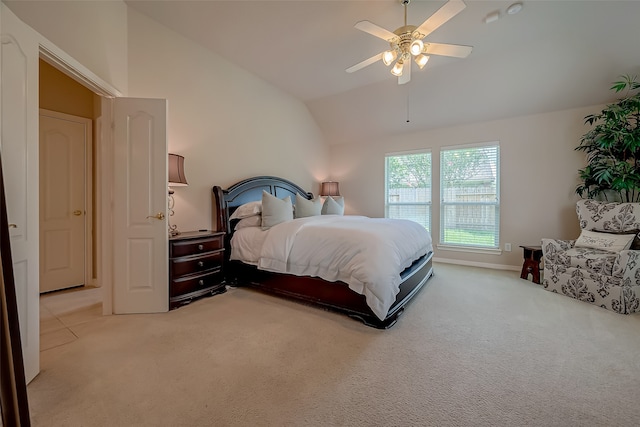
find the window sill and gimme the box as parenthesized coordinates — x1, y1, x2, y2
(436, 244, 502, 256)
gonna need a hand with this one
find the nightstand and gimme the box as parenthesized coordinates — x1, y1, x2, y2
(169, 231, 226, 309)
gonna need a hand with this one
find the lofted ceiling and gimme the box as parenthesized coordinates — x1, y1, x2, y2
(126, 0, 640, 145)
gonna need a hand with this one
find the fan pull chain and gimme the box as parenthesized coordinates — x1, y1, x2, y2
(406, 92, 410, 123)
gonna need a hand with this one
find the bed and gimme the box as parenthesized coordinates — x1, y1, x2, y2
(212, 176, 434, 328)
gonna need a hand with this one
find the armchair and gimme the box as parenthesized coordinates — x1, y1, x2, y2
(541, 199, 640, 314)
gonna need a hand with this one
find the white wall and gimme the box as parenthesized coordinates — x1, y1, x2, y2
(3, 0, 128, 94)
(126, 8, 329, 232)
(329, 106, 598, 269)
(2, 0, 593, 270)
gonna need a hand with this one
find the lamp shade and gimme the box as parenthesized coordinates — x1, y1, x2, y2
(168, 153, 188, 186)
(320, 181, 340, 197)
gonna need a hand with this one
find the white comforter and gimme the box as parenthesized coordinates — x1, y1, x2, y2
(234, 215, 432, 320)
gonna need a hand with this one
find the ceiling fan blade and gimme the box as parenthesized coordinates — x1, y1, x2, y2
(424, 42, 473, 58)
(398, 61, 411, 85)
(354, 20, 398, 42)
(414, 0, 466, 39)
(346, 52, 383, 73)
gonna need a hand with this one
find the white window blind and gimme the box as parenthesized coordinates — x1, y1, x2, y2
(440, 144, 500, 248)
(385, 151, 432, 231)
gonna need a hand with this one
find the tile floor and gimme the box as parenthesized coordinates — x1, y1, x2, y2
(39, 286, 103, 352)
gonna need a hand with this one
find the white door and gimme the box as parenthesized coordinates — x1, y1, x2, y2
(39, 111, 90, 293)
(1, 4, 40, 383)
(112, 98, 168, 314)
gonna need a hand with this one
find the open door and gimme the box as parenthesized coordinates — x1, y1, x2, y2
(1, 3, 41, 384)
(112, 98, 169, 314)
(0, 151, 31, 426)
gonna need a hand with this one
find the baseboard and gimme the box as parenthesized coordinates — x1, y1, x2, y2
(433, 257, 521, 272)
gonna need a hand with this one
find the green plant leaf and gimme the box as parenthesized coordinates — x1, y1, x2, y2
(577, 75, 640, 202)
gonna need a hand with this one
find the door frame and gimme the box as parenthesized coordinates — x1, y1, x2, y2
(38, 38, 121, 315)
(39, 109, 93, 291)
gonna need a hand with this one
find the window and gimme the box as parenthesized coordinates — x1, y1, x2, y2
(440, 143, 500, 249)
(385, 151, 432, 231)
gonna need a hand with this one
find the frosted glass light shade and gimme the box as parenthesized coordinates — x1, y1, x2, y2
(382, 50, 397, 66)
(415, 54, 430, 69)
(391, 61, 404, 76)
(410, 39, 424, 56)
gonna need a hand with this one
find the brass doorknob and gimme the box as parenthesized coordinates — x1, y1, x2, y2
(146, 212, 165, 220)
(73, 210, 83, 216)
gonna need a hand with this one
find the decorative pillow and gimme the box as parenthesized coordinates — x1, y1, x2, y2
(234, 215, 262, 230)
(229, 201, 262, 220)
(574, 229, 635, 252)
(321, 196, 344, 215)
(261, 191, 293, 229)
(594, 229, 640, 250)
(295, 194, 322, 218)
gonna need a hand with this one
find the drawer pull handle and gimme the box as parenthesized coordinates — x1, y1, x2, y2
(9, 223, 17, 228)
(198, 279, 204, 286)
(198, 244, 204, 251)
(198, 261, 204, 268)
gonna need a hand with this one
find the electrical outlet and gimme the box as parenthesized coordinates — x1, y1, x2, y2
(505, 243, 512, 252)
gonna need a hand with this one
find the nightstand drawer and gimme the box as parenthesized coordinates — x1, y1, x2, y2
(170, 234, 223, 258)
(170, 270, 224, 297)
(171, 250, 223, 278)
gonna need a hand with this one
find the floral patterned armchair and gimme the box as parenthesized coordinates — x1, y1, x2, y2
(541, 199, 640, 314)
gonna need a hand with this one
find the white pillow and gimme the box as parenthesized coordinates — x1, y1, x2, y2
(229, 201, 262, 220)
(295, 194, 322, 218)
(261, 191, 293, 229)
(321, 196, 344, 215)
(234, 215, 262, 230)
(574, 229, 635, 252)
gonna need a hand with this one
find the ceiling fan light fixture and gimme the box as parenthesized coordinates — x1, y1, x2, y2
(409, 39, 424, 56)
(346, 0, 472, 85)
(414, 54, 429, 69)
(391, 60, 404, 77)
(382, 50, 397, 66)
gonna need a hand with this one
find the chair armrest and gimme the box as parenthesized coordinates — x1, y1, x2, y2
(614, 250, 640, 279)
(541, 239, 575, 264)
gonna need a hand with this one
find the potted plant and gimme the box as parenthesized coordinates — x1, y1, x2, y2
(575, 75, 640, 202)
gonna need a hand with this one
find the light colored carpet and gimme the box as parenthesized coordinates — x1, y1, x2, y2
(28, 263, 640, 426)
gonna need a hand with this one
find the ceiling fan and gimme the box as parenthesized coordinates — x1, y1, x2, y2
(346, 0, 473, 85)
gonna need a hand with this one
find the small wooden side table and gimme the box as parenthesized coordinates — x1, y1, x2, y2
(520, 245, 543, 284)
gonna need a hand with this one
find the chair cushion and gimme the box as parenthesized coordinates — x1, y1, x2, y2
(563, 247, 619, 276)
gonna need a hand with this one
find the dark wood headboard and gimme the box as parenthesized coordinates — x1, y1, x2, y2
(212, 176, 313, 237)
